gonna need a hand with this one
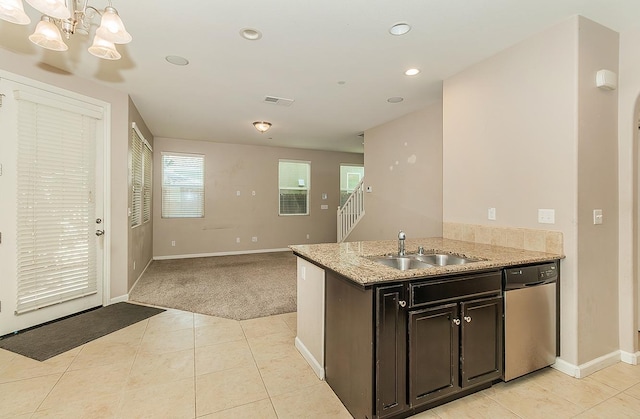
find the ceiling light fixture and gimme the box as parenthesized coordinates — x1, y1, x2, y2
(0, 0, 132, 60)
(389, 22, 411, 36)
(165, 55, 189, 66)
(240, 28, 262, 40)
(405, 68, 420, 76)
(253, 121, 272, 133)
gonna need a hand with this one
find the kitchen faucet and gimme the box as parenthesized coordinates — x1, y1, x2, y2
(398, 230, 406, 256)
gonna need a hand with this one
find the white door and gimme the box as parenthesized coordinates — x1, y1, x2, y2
(0, 76, 106, 336)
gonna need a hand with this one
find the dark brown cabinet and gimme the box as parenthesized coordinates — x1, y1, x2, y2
(325, 270, 503, 419)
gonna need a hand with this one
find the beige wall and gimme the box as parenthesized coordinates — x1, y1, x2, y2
(443, 16, 620, 368)
(576, 18, 619, 364)
(128, 98, 154, 290)
(153, 137, 363, 257)
(0, 48, 131, 301)
(348, 102, 443, 242)
(617, 28, 640, 356)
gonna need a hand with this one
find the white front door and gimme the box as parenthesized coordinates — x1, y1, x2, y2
(0, 75, 106, 336)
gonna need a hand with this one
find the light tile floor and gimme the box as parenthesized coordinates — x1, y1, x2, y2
(1, 306, 640, 418)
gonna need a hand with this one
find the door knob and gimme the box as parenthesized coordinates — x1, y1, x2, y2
(96, 230, 105, 236)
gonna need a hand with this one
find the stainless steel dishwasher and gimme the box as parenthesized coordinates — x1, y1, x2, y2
(503, 262, 558, 381)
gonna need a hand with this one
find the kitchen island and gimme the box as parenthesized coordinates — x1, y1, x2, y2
(290, 237, 563, 419)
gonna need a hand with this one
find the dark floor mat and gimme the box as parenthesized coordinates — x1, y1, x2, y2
(0, 302, 164, 361)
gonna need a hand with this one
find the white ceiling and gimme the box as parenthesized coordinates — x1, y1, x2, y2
(2, 0, 640, 153)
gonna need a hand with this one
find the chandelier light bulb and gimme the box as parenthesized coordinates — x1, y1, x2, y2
(29, 15, 68, 51)
(0, 0, 31, 24)
(96, 6, 132, 44)
(88, 34, 121, 60)
(25, 0, 70, 19)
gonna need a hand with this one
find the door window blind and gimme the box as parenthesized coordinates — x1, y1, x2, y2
(15, 94, 98, 314)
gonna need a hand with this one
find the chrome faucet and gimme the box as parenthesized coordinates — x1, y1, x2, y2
(398, 230, 406, 256)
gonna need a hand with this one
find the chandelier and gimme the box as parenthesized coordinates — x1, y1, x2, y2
(0, 0, 132, 60)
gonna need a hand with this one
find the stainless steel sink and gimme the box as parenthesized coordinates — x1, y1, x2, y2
(368, 252, 481, 270)
(413, 253, 481, 266)
(368, 255, 433, 271)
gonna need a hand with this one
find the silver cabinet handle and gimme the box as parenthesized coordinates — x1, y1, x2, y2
(464, 316, 472, 323)
(453, 318, 461, 325)
(399, 300, 406, 308)
(96, 230, 105, 236)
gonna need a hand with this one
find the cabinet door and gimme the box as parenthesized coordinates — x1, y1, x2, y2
(375, 284, 407, 418)
(408, 303, 459, 407)
(460, 296, 503, 387)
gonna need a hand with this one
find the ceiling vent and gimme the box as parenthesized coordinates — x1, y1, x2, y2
(264, 96, 295, 107)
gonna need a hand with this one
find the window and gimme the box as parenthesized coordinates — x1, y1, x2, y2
(161, 152, 205, 218)
(279, 160, 310, 215)
(130, 123, 152, 227)
(340, 164, 364, 206)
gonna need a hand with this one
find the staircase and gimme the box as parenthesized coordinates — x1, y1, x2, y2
(337, 178, 365, 242)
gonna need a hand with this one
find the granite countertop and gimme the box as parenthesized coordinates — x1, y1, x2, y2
(289, 237, 564, 287)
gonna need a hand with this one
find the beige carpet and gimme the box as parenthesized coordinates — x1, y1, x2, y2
(129, 251, 297, 320)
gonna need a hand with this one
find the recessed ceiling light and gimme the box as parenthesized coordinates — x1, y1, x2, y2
(240, 28, 262, 40)
(165, 55, 189, 66)
(387, 97, 404, 103)
(405, 68, 420, 76)
(389, 23, 411, 36)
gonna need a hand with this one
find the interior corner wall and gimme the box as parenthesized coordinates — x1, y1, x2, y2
(575, 17, 619, 364)
(152, 138, 363, 258)
(128, 98, 154, 291)
(0, 48, 131, 302)
(347, 102, 444, 242)
(442, 17, 580, 365)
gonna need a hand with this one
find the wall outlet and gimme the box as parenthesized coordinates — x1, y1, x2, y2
(171, 240, 176, 246)
(538, 209, 555, 224)
(133, 260, 136, 270)
(252, 190, 256, 196)
(236, 190, 241, 196)
(236, 237, 240, 243)
(488, 207, 496, 221)
(306, 234, 310, 239)
(252, 236, 258, 242)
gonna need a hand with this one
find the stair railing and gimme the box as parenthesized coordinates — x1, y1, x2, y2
(337, 177, 366, 242)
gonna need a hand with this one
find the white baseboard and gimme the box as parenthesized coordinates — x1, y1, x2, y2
(621, 351, 640, 365)
(295, 336, 325, 380)
(110, 294, 129, 304)
(129, 258, 154, 294)
(153, 248, 292, 260)
(552, 351, 621, 378)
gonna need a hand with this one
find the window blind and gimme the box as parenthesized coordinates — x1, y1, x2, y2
(143, 143, 152, 223)
(15, 96, 98, 314)
(278, 160, 310, 215)
(131, 127, 143, 227)
(161, 153, 204, 218)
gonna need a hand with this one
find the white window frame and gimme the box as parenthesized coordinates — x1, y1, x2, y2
(278, 160, 310, 216)
(161, 152, 205, 219)
(130, 122, 152, 228)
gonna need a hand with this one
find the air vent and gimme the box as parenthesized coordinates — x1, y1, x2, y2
(264, 96, 295, 107)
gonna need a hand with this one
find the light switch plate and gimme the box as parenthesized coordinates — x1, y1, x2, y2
(538, 209, 555, 224)
(488, 208, 496, 221)
(593, 209, 603, 225)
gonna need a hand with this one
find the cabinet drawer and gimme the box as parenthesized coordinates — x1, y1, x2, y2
(410, 271, 501, 307)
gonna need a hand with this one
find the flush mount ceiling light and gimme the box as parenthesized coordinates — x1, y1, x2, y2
(387, 97, 404, 103)
(404, 68, 420, 76)
(0, 0, 132, 60)
(240, 28, 262, 40)
(253, 121, 272, 133)
(389, 22, 411, 36)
